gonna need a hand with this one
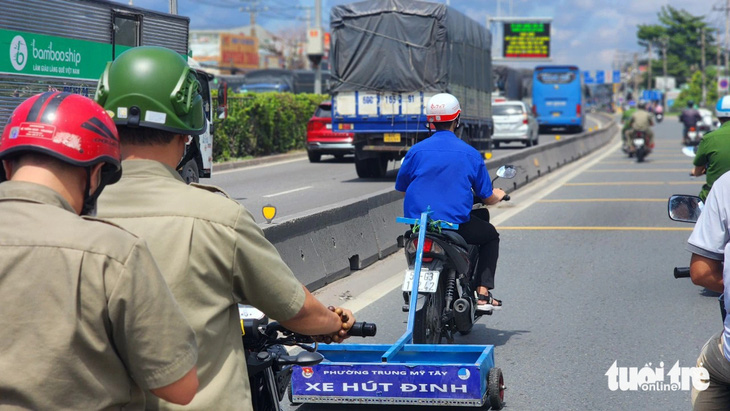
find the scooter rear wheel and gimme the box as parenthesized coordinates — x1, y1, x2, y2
(412, 285, 444, 344)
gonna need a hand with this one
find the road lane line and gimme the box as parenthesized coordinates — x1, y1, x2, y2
(498, 226, 693, 231)
(263, 186, 312, 198)
(213, 157, 307, 174)
(585, 169, 692, 172)
(537, 198, 666, 203)
(564, 181, 701, 186)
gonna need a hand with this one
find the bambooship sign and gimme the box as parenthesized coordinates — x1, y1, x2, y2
(2, 28, 130, 80)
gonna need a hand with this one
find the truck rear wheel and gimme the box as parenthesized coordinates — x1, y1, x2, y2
(355, 156, 373, 178)
(180, 159, 199, 184)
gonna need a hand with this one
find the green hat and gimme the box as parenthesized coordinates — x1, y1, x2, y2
(95, 46, 206, 135)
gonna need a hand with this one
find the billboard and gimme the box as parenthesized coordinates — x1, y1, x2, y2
(502, 22, 550, 59)
(219, 33, 259, 70)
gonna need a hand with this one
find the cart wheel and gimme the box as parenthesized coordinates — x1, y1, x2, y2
(487, 367, 505, 410)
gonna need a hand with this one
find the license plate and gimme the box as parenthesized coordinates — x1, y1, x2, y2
(402, 269, 440, 293)
(384, 133, 401, 143)
(552, 112, 560, 117)
(326, 123, 332, 129)
(633, 138, 644, 147)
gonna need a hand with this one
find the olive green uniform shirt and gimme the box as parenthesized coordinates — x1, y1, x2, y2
(694, 121, 730, 201)
(0, 181, 197, 410)
(97, 160, 306, 411)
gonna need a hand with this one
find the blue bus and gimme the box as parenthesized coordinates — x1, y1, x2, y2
(531, 65, 585, 132)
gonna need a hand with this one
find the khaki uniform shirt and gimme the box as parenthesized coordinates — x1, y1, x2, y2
(97, 160, 306, 411)
(629, 109, 653, 131)
(0, 181, 197, 410)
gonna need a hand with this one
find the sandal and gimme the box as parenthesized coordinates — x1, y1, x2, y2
(476, 291, 502, 312)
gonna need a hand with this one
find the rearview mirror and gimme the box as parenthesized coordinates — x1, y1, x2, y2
(496, 165, 517, 179)
(217, 81, 228, 120)
(668, 194, 702, 223)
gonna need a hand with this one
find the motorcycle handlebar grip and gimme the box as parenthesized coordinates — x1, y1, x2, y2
(674, 267, 691, 278)
(502, 194, 510, 202)
(347, 322, 377, 337)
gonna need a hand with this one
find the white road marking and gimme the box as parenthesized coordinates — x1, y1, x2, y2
(263, 186, 312, 198)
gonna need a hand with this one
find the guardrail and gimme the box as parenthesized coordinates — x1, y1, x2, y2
(262, 114, 618, 290)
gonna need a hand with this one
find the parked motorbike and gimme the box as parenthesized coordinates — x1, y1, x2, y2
(400, 165, 517, 344)
(631, 130, 652, 162)
(239, 304, 377, 411)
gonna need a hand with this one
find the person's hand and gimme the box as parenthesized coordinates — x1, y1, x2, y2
(493, 188, 507, 201)
(312, 306, 355, 344)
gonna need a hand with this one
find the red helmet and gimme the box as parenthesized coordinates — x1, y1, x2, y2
(0, 92, 121, 184)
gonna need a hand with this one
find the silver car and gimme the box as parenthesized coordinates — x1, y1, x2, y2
(492, 101, 539, 148)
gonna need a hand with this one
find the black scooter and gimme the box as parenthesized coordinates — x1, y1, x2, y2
(400, 165, 517, 344)
(239, 304, 376, 411)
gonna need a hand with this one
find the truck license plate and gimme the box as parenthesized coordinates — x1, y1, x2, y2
(384, 133, 401, 143)
(402, 269, 440, 293)
(552, 112, 560, 117)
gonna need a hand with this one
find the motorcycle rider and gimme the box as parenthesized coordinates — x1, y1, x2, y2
(690, 95, 730, 202)
(686, 171, 730, 410)
(681, 100, 703, 145)
(625, 101, 654, 154)
(395, 93, 507, 311)
(0, 92, 199, 408)
(94, 46, 354, 410)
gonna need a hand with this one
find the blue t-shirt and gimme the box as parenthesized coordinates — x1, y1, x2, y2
(395, 130, 493, 224)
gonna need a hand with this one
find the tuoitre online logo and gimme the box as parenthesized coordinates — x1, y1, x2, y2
(10, 35, 28, 71)
(605, 361, 709, 392)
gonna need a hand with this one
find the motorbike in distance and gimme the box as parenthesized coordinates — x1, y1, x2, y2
(630, 129, 652, 162)
(239, 304, 377, 411)
(400, 165, 517, 344)
(655, 112, 664, 123)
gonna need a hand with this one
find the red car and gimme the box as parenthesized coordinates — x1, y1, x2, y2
(306, 101, 354, 163)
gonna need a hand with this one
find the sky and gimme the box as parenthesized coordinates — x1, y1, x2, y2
(124, 0, 723, 72)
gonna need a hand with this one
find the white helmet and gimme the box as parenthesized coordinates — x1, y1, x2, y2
(716, 95, 730, 118)
(426, 93, 461, 123)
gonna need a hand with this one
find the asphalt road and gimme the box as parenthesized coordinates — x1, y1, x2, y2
(283, 116, 719, 410)
(209, 115, 602, 224)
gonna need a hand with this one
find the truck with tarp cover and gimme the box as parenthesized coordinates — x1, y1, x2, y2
(0, 0, 222, 183)
(329, 0, 493, 178)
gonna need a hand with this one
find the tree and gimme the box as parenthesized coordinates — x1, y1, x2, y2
(675, 68, 719, 111)
(637, 5, 717, 87)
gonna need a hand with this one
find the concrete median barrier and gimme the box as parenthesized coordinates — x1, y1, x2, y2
(263, 114, 618, 290)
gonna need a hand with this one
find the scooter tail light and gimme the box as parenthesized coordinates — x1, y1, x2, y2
(406, 238, 445, 261)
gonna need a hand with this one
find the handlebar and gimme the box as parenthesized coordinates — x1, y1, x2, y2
(503, 194, 510, 202)
(348, 321, 377, 337)
(674, 267, 690, 278)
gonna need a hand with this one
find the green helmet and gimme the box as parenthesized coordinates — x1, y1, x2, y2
(95, 46, 206, 135)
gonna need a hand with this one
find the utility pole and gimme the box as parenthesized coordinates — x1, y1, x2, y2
(314, 0, 322, 94)
(661, 37, 668, 109)
(647, 41, 653, 90)
(169, 0, 177, 15)
(726, 0, 729, 77)
(701, 27, 707, 106)
(633, 52, 639, 103)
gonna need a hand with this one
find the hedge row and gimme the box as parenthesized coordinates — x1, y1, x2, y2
(212, 92, 329, 162)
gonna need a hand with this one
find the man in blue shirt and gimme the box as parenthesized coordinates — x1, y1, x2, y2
(395, 93, 507, 311)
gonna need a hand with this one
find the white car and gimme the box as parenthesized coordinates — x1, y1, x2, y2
(492, 101, 539, 148)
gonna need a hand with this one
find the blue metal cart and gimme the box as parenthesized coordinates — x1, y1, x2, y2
(290, 211, 505, 408)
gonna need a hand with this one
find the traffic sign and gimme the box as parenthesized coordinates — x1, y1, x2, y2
(583, 71, 594, 84)
(595, 70, 605, 84)
(719, 76, 729, 92)
(612, 70, 621, 84)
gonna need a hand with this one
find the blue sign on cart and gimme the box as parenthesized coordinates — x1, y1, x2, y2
(292, 363, 486, 406)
